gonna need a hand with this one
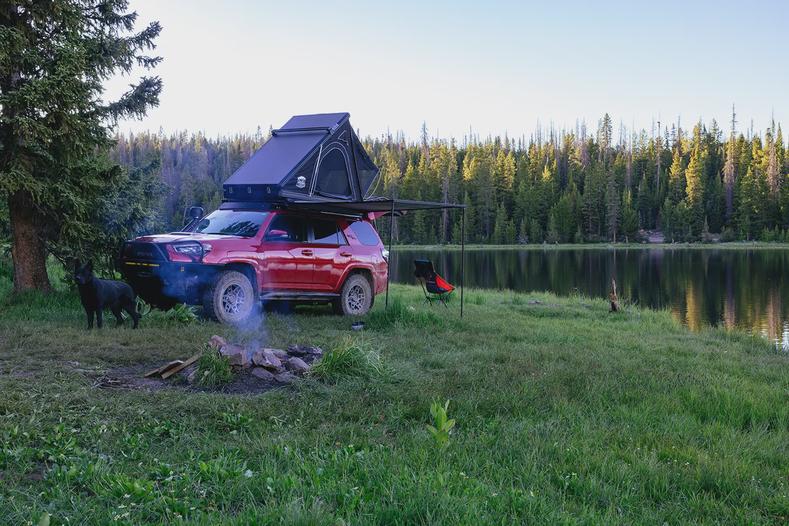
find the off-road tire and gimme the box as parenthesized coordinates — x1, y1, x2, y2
(204, 270, 257, 325)
(333, 273, 373, 316)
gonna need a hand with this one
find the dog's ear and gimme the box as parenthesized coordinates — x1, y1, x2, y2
(74, 259, 81, 272)
(85, 260, 93, 273)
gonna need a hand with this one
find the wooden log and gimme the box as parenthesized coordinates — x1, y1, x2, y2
(609, 278, 620, 312)
(161, 354, 201, 380)
(143, 360, 183, 378)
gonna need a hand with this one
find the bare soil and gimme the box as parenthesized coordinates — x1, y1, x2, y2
(90, 362, 285, 395)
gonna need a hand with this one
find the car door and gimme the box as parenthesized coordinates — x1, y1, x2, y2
(307, 217, 350, 291)
(258, 214, 316, 290)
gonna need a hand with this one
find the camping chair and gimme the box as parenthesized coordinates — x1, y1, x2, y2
(414, 259, 455, 307)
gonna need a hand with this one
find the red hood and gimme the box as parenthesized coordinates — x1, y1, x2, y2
(133, 232, 247, 244)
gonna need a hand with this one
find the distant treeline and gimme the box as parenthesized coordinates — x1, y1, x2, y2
(113, 112, 789, 244)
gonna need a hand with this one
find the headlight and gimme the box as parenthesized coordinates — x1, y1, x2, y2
(381, 248, 389, 261)
(173, 243, 203, 256)
(168, 241, 205, 261)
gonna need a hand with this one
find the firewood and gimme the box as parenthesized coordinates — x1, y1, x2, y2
(161, 354, 201, 379)
(143, 360, 183, 378)
(609, 278, 620, 312)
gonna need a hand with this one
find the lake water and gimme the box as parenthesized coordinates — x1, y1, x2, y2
(390, 247, 789, 350)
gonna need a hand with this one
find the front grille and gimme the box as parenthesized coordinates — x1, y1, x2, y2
(123, 242, 165, 261)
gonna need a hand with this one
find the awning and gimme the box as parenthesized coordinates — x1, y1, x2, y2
(288, 198, 466, 216)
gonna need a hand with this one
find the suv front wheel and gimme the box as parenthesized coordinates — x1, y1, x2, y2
(204, 270, 257, 325)
(334, 273, 373, 316)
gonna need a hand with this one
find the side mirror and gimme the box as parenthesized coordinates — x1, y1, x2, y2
(184, 206, 204, 226)
(188, 206, 204, 220)
(265, 229, 289, 241)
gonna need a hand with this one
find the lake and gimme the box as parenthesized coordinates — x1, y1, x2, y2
(390, 246, 789, 349)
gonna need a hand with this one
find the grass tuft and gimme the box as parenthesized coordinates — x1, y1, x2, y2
(365, 295, 442, 330)
(309, 336, 384, 382)
(195, 344, 233, 387)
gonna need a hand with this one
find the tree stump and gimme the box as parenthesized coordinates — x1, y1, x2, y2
(609, 278, 620, 312)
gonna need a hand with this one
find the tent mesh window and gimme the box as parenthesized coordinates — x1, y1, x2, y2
(353, 138, 379, 198)
(282, 154, 318, 195)
(315, 147, 352, 198)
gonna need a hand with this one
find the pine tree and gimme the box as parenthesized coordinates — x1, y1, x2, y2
(518, 218, 529, 244)
(0, 1, 162, 291)
(684, 144, 705, 237)
(492, 204, 508, 244)
(668, 148, 686, 204)
(621, 190, 639, 242)
(605, 172, 619, 241)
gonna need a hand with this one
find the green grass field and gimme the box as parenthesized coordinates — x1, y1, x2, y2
(0, 268, 787, 524)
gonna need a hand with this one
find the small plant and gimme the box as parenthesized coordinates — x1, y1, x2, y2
(165, 303, 198, 324)
(136, 297, 152, 317)
(309, 336, 384, 382)
(196, 344, 233, 387)
(426, 400, 455, 448)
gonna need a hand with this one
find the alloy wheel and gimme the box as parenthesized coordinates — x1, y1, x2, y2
(222, 284, 246, 315)
(346, 284, 366, 314)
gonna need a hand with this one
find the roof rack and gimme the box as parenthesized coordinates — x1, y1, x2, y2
(271, 126, 333, 136)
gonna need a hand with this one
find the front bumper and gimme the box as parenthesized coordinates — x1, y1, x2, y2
(120, 259, 216, 308)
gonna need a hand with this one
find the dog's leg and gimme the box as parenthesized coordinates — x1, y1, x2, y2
(96, 309, 104, 329)
(112, 306, 124, 327)
(124, 301, 140, 329)
(86, 309, 94, 330)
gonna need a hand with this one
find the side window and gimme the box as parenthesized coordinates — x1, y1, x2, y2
(264, 215, 307, 243)
(315, 148, 352, 198)
(348, 221, 381, 246)
(310, 219, 341, 245)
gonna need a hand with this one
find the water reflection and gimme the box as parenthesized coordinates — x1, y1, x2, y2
(390, 247, 789, 350)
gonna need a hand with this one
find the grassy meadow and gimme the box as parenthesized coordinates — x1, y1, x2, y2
(0, 265, 788, 524)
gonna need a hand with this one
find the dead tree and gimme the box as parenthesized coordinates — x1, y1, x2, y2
(609, 278, 620, 312)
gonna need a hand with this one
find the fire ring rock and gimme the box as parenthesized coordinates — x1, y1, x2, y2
(274, 372, 297, 384)
(285, 356, 309, 374)
(251, 368, 275, 381)
(252, 349, 283, 371)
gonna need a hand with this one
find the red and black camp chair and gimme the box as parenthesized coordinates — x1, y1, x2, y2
(414, 259, 455, 307)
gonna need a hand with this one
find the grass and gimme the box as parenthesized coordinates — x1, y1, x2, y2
(0, 269, 788, 524)
(308, 336, 384, 382)
(195, 345, 233, 387)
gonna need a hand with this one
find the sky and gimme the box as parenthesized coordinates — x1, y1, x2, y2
(107, 0, 789, 140)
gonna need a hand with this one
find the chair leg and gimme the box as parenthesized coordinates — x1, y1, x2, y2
(419, 280, 431, 305)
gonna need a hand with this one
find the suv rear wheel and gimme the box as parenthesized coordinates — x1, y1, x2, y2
(204, 270, 257, 325)
(334, 273, 373, 316)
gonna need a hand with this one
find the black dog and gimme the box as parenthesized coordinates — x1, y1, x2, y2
(74, 260, 140, 329)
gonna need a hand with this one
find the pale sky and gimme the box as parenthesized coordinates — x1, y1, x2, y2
(107, 0, 789, 140)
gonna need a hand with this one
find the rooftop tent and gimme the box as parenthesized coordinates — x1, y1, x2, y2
(223, 113, 380, 203)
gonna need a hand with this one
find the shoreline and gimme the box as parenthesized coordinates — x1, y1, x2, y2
(391, 241, 789, 251)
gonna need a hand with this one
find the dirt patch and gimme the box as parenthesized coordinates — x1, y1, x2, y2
(91, 363, 285, 395)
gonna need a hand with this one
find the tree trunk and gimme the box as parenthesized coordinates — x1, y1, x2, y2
(9, 191, 51, 292)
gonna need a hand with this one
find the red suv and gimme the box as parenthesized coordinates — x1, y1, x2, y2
(120, 206, 389, 324)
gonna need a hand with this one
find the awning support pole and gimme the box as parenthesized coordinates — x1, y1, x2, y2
(460, 206, 465, 318)
(385, 199, 395, 310)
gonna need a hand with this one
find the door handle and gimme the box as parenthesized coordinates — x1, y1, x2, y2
(301, 249, 314, 256)
(339, 251, 352, 257)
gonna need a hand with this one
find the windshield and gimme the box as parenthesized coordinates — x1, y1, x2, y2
(193, 210, 268, 237)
